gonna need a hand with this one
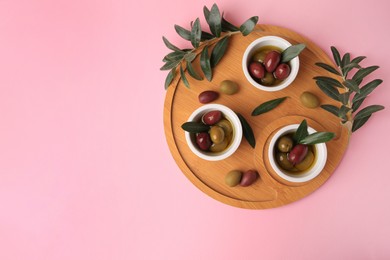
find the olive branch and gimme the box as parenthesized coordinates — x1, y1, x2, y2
(161, 4, 259, 89)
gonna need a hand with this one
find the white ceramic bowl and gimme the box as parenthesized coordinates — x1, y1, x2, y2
(268, 124, 327, 183)
(185, 104, 242, 161)
(242, 36, 300, 92)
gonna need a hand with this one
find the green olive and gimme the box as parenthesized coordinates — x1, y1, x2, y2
(210, 138, 229, 153)
(252, 51, 267, 63)
(225, 170, 243, 187)
(209, 125, 225, 144)
(295, 150, 315, 171)
(300, 91, 320, 108)
(216, 119, 233, 136)
(277, 136, 293, 152)
(220, 80, 239, 95)
(261, 72, 275, 86)
(276, 152, 294, 170)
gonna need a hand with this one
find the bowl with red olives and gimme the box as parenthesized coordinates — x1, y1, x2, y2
(268, 123, 330, 183)
(242, 36, 301, 92)
(183, 104, 243, 161)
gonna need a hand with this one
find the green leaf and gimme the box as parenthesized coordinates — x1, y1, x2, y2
(201, 31, 214, 41)
(164, 51, 185, 62)
(239, 16, 258, 36)
(210, 36, 229, 68)
(315, 62, 341, 76)
(164, 69, 175, 90)
(160, 59, 181, 71)
(343, 79, 360, 93)
(174, 25, 191, 41)
(341, 52, 350, 69)
(338, 105, 351, 122)
(299, 132, 335, 145)
(331, 46, 341, 67)
(352, 79, 383, 103)
(339, 92, 351, 106)
(186, 60, 202, 80)
(208, 4, 222, 37)
(162, 36, 181, 52)
(350, 56, 366, 65)
(352, 97, 366, 112)
(354, 105, 384, 120)
(180, 65, 190, 88)
(237, 113, 256, 148)
(203, 6, 210, 24)
(190, 18, 201, 48)
(221, 15, 239, 32)
(343, 62, 360, 76)
(352, 66, 379, 85)
(294, 119, 309, 144)
(316, 80, 340, 101)
(200, 46, 212, 81)
(184, 52, 197, 62)
(321, 104, 339, 117)
(251, 97, 287, 116)
(181, 122, 210, 133)
(352, 115, 371, 132)
(313, 76, 343, 88)
(281, 43, 306, 63)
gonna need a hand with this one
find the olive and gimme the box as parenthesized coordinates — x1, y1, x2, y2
(225, 170, 243, 187)
(274, 63, 291, 80)
(260, 72, 275, 86)
(288, 144, 309, 165)
(276, 152, 294, 170)
(198, 90, 219, 104)
(202, 110, 222, 125)
(277, 136, 293, 152)
(209, 126, 225, 144)
(240, 170, 259, 187)
(300, 91, 320, 108)
(295, 150, 315, 171)
(220, 80, 239, 95)
(264, 51, 281, 72)
(252, 51, 267, 63)
(248, 61, 265, 79)
(210, 137, 229, 153)
(196, 132, 211, 151)
(216, 119, 233, 136)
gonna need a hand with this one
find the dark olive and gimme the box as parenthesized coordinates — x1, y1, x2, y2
(295, 150, 315, 171)
(264, 51, 281, 72)
(240, 170, 259, 187)
(276, 152, 294, 170)
(261, 72, 275, 86)
(277, 136, 293, 152)
(202, 110, 222, 125)
(288, 144, 309, 165)
(209, 126, 225, 144)
(196, 132, 211, 151)
(198, 90, 219, 104)
(248, 61, 265, 79)
(274, 63, 291, 80)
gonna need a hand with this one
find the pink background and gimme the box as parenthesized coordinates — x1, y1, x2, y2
(1, 0, 390, 259)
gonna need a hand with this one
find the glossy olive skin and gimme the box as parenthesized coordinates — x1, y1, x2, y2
(198, 90, 219, 104)
(216, 119, 233, 136)
(300, 91, 320, 108)
(295, 150, 315, 171)
(240, 170, 259, 186)
(249, 61, 265, 79)
(277, 136, 293, 152)
(276, 152, 294, 170)
(274, 63, 291, 80)
(264, 51, 281, 72)
(210, 138, 229, 153)
(209, 126, 225, 144)
(252, 51, 267, 63)
(202, 110, 222, 125)
(196, 132, 211, 151)
(260, 72, 275, 86)
(288, 144, 309, 165)
(220, 80, 239, 95)
(225, 170, 242, 187)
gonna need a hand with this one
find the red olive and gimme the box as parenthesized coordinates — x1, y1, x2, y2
(248, 61, 265, 79)
(274, 63, 291, 80)
(196, 132, 211, 151)
(202, 110, 222, 125)
(288, 144, 309, 165)
(240, 170, 259, 187)
(264, 51, 281, 73)
(198, 90, 219, 104)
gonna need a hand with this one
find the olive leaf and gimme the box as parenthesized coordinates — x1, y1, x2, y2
(237, 113, 255, 148)
(331, 46, 342, 67)
(208, 4, 222, 37)
(160, 59, 182, 71)
(281, 43, 306, 63)
(338, 105, 351, 122)
(354, 105, 384, 120)
(299, 132, 335, 145)
(352, 115, 371, 132)
(180, 65, 190, 88)
(162, 36, 181, 52)
(164, 69, 175, 90)
(352, 97, 366, 112)
(200, 46, 212, 81)
(186, 60, 203, 81)
(239, 16, 258, 36)
(352, 79, 383, 103)
(181, 122, 210, 133)
(221, 15, 239, 32)
(350, 56, 366, 65)
(352, 66, 379, 85)
(321, 104, 339, 117)
(210, 36, 229, 68)
(315, 62, 342, 76)
(313, 76, 343, 88)
(315, 80, 340, 101)
(184, 52, 197, 62)
(343, 79, 360, 93)
(164, 51, 185, 62)
(294, 119, 309, 143)
(191, 18, 202, 48)
(175, 25, 191, 41)
(251, 97, 287, 116)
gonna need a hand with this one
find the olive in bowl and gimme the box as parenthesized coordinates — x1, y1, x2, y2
(183, 104, 243, 161)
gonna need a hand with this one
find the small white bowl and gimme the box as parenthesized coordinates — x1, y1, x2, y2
(185, 104, 242, 161)
(242, 36, 300, 92)
(268, 124, 327, 183)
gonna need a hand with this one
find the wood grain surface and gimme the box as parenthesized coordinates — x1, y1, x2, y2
(163, 24, 349, 209)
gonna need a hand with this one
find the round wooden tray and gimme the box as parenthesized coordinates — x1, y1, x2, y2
(163, 24, 349, 209)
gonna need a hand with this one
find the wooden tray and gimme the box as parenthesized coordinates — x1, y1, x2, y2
(164, 24, 349, 209)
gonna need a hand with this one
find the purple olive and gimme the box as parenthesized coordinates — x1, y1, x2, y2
(196, 132, 211, 151)
(248, 61, 265, 79)
(274, 63, 291, 80)
(198, 90, 219, 104)
(240, 170, 259, 187)
(202, 110, 222, 125)
(264, 51, 281, 73)
(288, 144, 308, 165)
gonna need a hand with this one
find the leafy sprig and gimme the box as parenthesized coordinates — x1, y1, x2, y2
(161, 4, 259, 89)
(294, 120, 335, 145)
(314, 46, 384, 133)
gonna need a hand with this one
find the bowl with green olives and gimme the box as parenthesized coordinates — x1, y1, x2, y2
(242, 36, 300, 92)
(268, 124, 328, 183)
(183, 104, 243, 161)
